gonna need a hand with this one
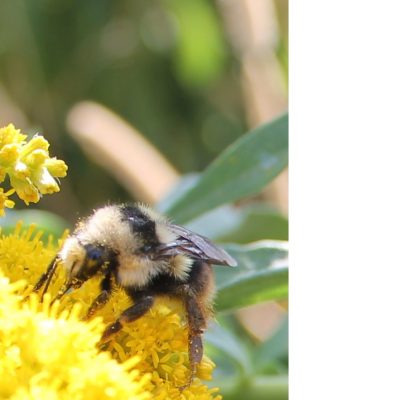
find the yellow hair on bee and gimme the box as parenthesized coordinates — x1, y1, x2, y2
(136, 203, 168, 224)
(170, 255, 193, 280)
(136, 203, 177, 244)
(59, 236, 86, 274)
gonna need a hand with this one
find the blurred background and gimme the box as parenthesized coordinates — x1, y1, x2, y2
(0, 0, 288, 398)
(0, 0, 287, 219)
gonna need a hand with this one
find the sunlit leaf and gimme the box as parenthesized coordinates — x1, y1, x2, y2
(165, 114, 288, 223)
(215, 241, 288, 313)
(205, 323, 252, 373)
(185, 203, 288, 242)
(254, 316, 288, 373)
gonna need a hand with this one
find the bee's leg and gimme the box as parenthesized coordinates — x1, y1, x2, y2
(181, 294, 207, 390)
(101, 294, 154, 342)
(84, 274, 112, 320)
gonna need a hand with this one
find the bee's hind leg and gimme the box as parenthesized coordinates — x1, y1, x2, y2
(179, 293, 207, 391)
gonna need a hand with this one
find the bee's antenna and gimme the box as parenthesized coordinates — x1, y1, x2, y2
(32, 256, 60, 301)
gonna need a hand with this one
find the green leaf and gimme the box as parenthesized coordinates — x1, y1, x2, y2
(207, 315, 289, 399)
(212, 374, 288, 400)
(164, 0, 227, 86)
(165, 113, 288, 223)
(254, 316, 288, 373)
(0, 209, 69, 238)
(215, 241, 288, 313)
(157, 174, 199, 214)
(185, 203, 288, 242)
(205, 323, 253, 374)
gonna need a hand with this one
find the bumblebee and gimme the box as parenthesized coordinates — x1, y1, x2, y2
(33, 203, 236, 387)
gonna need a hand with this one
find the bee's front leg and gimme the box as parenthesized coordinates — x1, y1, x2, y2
(84, 274, 112, 320)
(101, 293, 154, 342)
(85, 290, 111, 319)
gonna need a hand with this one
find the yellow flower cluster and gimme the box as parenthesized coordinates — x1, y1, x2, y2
(0, 124, 67, 214)
(0, 223, 222, 400)
(0, 276, 149, 400)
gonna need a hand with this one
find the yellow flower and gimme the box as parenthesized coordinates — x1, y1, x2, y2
(0, 123, 26, 147)
(8, 176, 41, 205)
(0, 145, 20, 181)
(0, 124, 68, 212)
(0, 223, 222, 399)
(0, 275, 150, 400)
(44, 158, 68, 178)
(0, 189, 15, 216)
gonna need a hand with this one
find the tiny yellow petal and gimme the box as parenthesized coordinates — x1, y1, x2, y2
(0, 123, 26, 146)
(0, 188, 15, 216)
(13, 160, 30, 179)
(45, 158, 68, 178)
(0, 143, 20, 166)
(9, 176, 40, 204)
(4, 198, 15, 209)
(20, 136, 50, 157)
(31, 167, 60, 195)
(23, 149, 48, 167)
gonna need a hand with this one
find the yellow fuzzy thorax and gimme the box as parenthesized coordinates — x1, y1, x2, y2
(0, 222, 222, 400)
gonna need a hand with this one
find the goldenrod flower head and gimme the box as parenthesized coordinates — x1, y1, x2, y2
(0, 274, 150, 400)
(0, 223, 222, 399)
(0, 124, 68, 212)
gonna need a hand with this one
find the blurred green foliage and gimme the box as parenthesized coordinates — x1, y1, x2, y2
(0, 0, 287, 219)
(164, 114, 288, 223)
(0, 0, 239, 216)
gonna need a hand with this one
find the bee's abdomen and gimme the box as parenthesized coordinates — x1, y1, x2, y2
(139, 261, 215, 307)
(186, 261, 214, 296)
(188, 261, 216, 310)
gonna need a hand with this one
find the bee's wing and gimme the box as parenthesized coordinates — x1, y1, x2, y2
(156, 224, 237, 267)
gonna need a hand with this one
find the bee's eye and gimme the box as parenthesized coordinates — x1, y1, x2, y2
(86, 246, 103, 262)
(88, 249, 103, 261)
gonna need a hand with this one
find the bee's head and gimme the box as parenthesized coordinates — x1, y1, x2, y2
(59, 237, 108, 285)
(45, 237, 114, 304)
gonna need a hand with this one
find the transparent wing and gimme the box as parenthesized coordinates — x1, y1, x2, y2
(156, 224, 237, 267)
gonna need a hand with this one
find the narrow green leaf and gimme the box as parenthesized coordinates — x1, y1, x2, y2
(215, 241, 288, 313)
(205, 323, 252, 373)
(165, 113, 288, 223)
(185, 203, 288, 242)
(212, 375, 288, 400)
(157, 174, 199, 213)
(254, 316, 288, 373)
